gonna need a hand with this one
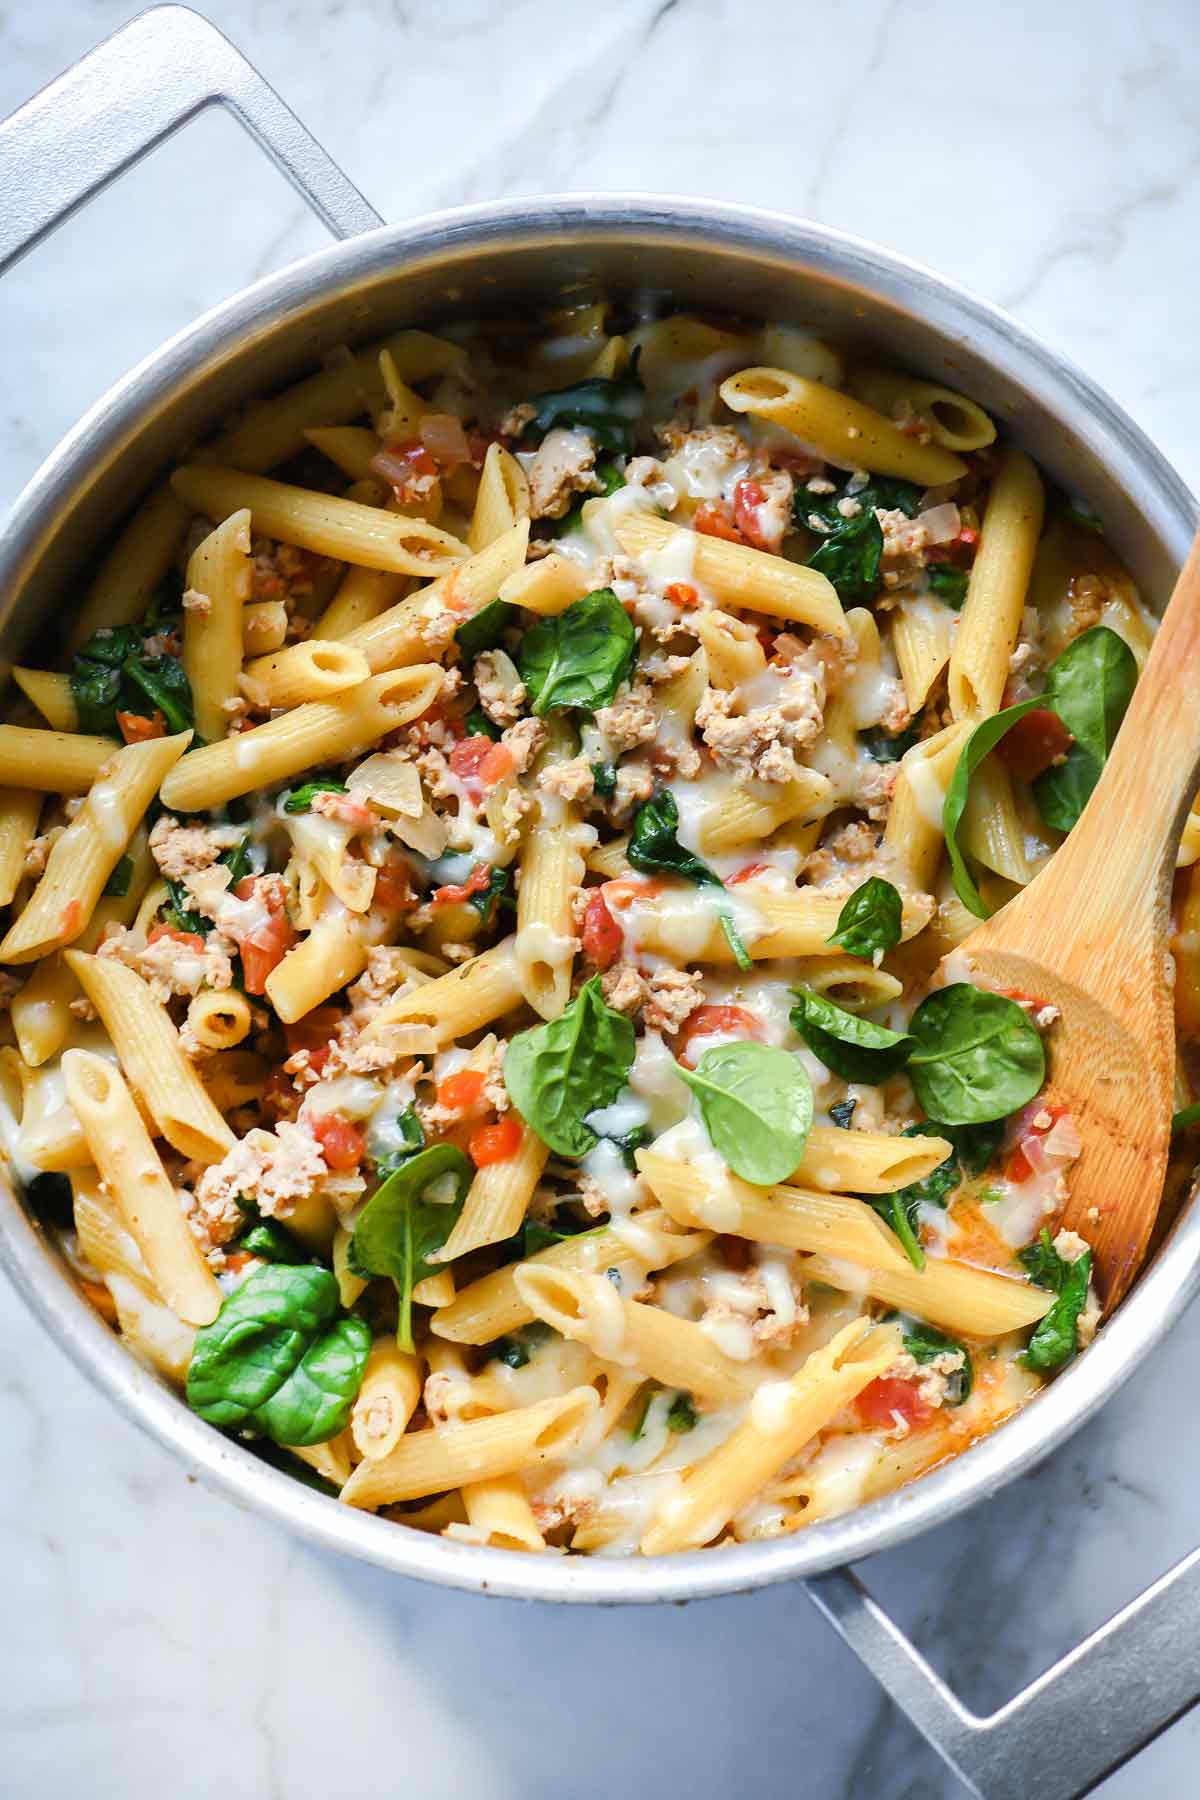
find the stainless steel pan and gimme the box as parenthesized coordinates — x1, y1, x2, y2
(2, 11, 1199, 1795)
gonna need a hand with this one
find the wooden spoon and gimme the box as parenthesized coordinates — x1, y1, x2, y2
(945, 536, 1200, 1311)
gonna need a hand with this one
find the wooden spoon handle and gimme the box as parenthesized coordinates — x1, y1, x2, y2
(1047, 530, 1200, 929)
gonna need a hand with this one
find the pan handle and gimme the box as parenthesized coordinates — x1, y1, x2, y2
(0, 3, 381, 275)
(806, 1548, 1200, 1798)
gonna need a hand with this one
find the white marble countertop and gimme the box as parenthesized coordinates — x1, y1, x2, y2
(3, 3, 1200, 1795)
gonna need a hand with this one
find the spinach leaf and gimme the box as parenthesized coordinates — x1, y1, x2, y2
(1172, 1101, 1200, 1136)
(908, 984, 1045, 1126)
(944, 627, 1138, 916)
(829, 1098, 858, 1130)
(591, 760, 618, 797)
(186, 1264, 365, 1445)
(628, 789, 752, 971)
(283, 779, 347, 814)
(123, 654, 193, 734)
(465, 707, 501, 741)
(250, 1439, 341, 1498)
(221, 835, 253, 888)
(806, 508, 884, 603)
(351, 1145, 473, 1353)
(1033, 627, 1137, 832)
(828, 876, 903, 961)
(160, 834, 252, 936)
(677, 1041, 813, 1185)
(560, 457, 626, 530)
(902, 1320, 972, 1404)
(469, 864, 515, 926)
(943, 694, 1044, 916)
(609, 1123, 650, 1171)
(895, 1124, 960, 1208)
(667, 1392, 698, 1433)
(859, 722, 919, 764)
(517, 588, 636, 716)
(525, 375, 644, 455)
(800, 477, 923, 533)
(371, 1103, 426, 1177)
(238, 1220, 310, 1265)
(23, 1169, 73, 1229)
(926, 563, 969, 608)
(491, 1322, 551, 1369)
(252, 1314, 372, 1447)
(868, 1189, 925, 1271)
(1019, 1227, 1092, 1371)
(789, 986, 913, 1084)
(103, 854, 134, 898)
(629, 1388, 654, 1441)
(456, 597, 516, 659)
(894, 1118, 1006, 1213)
(504, 975, 635, 1158)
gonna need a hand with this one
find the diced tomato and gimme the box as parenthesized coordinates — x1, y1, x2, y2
(309, 1113, 366, 1170)
(432, 862, 492, 907)
(373, 860, 414, 910)
(674, 1003, 764, 1068)
(1005, 1101, 1069, 1183)
(370, 440, 439, 505)
(732, 478, 770, 550)
(148, 922, 206, 953)
(581, 889, 623, 970)
(728, 862, 770, 887)
(470, 1114, 524, 1166)
(994, 708, 1073, 782)
(693, 501, 746, 544)
(958, 525, 981, 548)
(223, 1251, 254, 1274)
(601, 875, 669, 910)
(1005, 1141, 1036, 1184)
(59, 899, 82, 936)
(450, 734, 510, 794)
(856, 1375, 933, 1429)
(437, 1069, 488, 1113)
(116, 709, 165, 743)
(229, 875, 296, 994)
(665, 581, 701, 609)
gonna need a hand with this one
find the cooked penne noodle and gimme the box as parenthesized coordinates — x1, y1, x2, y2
(798, 1253, 1053, 1337)
(361, 937, 524, 1049)
(618, 886, 930, 965)
(615, 513, 848, 638)
(883, 718, 975, 890)
(460, 1475, 546, 1552)
(68, 479, 191, 649)
(159, 667, 440, 811)
(350, 1340, 424, 1460)
(892, 593, 958, 713)
(792, 1125, 954, 1194)
(186, 988, 253, 1051)
(11, 670, 77, 732)
(0, 787, 42, 906)
(182, 508, 253, 741)
(0, 726, 118, 794)
(240, 638, 370, 709)
(468, 442, 531, 551)
(498, 553, 594, 617)
(171, 466, 468, 578)
(304, 425, 382, 481)
(61, 1050, 221, 1326)
(438, 1122, 550, 1262)
(720, 367, 967, 485)
(343, 520, 530, 672)
(949, 448, 1045, 720)
(311, 565, 409, 640)
(846, 368, 997, 452)
(242, 600, 289, 654)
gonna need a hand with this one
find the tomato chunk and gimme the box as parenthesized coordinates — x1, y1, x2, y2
(693, 501, 745, 544)
(581, 889, 623, 970)
(674, 1003, 764, 1068)
(665, 581, 700, 609)
(449, 735, 511, 794)
(309, 1113, 365, 1170)
(856, 1375, 932, 1429)
(229, 875, 295, 994)
(470, 1115, 524, 1166)
(732, 478, 770, 550)
(432, 862, 492, 907)
(994, 708, 1073, 782)
(728, 862, 770, 887)
(437, 1069, 488, 1112)
(373, 860, 414, 910)
(116, 709, 165, 743)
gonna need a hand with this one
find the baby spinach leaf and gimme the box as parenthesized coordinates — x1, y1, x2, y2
(1171, 1100, 1200, 1136)
(628, 789, 752, 971)
(250, 1439, 341, 1497)
(942, 694, 1044, 918)
(1033, 626, 1136, 833)
(186, 1264, 344, 1431)
(283, 779, 347, 814)
(103, 854, 134, 898)
(469, 864, 515, 926)
(591, 760, 618, 796)
(902, 1319, 972, 1404)
(829, 1098, 858, 1129)
(799, 476, 922, 533)
(491, 1321, 551, 1369)
(926, 563, 969, 608)
(677, 1041, 813, 1185)
(896, 1124, 960, 1209)
(806, 508, 884, 603)
(123, 654, 193, 734)
(667, 1392, 698, 1433)
(238, 1219, 311, 1265)
(1019, 1227, 1092, 1371)
(518, 588, 636, 716)
(859, 722, 919, 764)
(525, 375, 644, 455)
(465, 707, 501, 741)
(789, 986, 913, 1084)
(160, 835, 252, 936)
(351, 1145, 473, 1353)
(252, 1314, 372, 1447)
(456, 597, 516, 659)
(371, 1104, 426, 1178)
(23, 1170, 73, 1229)
(828, 876, 903, 961)
(504, 976, 635, 1158)
(941, 1118, 1006, 1176)
(908, 984, 1045, 1126)
(867, 1189, 925, 1271)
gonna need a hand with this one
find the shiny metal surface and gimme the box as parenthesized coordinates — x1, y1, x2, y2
(2, 10, 1200, 1793)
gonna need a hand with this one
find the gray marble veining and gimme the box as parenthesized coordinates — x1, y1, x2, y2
(2, 3, 1199, 1795)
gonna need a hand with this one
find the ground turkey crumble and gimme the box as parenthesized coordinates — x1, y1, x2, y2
(195, 1120, 327, 1226)
(472, 650, 526, 727)
(526, 427, 600, 518)
(600, 963, 705, 1035)
(593, 684, 658, 755)
(97, 924, 236, 1004)
(149, 815, 244, 881)
(696, 659, 825, 783)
